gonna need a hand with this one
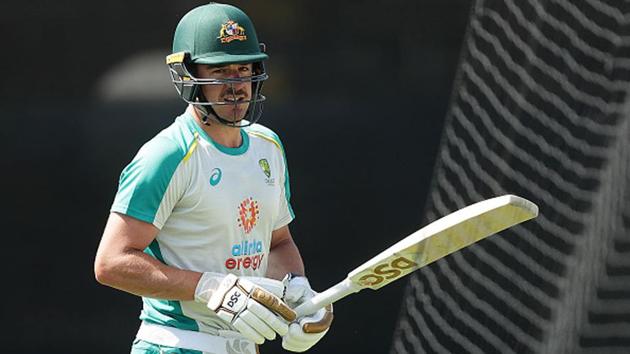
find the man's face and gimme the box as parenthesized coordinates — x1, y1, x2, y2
(196, 63, 254, 122)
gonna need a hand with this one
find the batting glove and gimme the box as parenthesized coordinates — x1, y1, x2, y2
(195, 273, 297, 345)
(281, 274, 334, 352)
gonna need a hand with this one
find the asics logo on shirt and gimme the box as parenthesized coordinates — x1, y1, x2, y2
(209, 168, 222, 186)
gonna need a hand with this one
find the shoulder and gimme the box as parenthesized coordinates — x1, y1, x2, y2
(244, 123, 284, 152)
(131, 119, 199, 173)
(142, 118, 198, 162)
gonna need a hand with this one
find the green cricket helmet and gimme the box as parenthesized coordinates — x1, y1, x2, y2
(167, 2, 269, 127)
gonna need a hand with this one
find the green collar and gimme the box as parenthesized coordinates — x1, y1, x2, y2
(183, 111, 249, 156)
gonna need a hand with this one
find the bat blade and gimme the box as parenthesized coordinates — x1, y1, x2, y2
(347, 194, 538, 290)
(294, 194, 538, 317)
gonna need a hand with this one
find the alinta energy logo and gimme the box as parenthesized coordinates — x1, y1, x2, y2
(237, 197, 259, 234)
(227, 197, 264, 270)
(217, 20, 247, 44)
(226, 197, 264, 271)
(225, 239, 265, 271)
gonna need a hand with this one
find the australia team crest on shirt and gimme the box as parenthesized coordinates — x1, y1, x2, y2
(258, 158, 275, 186)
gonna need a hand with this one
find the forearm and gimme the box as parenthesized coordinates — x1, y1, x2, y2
(95, 247, 201, 300)
(266, 236, 305, 280)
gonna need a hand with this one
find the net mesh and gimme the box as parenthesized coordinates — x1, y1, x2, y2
(391, 0, 630, 353)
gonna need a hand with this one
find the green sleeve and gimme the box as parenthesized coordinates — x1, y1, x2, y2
(111, 136, 186, 225)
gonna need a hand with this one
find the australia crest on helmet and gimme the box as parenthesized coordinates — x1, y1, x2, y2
(218, 20, 247, 43)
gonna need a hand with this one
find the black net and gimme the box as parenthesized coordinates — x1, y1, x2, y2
(391, 0, 630, 353)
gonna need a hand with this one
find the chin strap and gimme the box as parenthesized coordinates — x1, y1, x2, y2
(195, 104, 258, 128)
(195, 105, 219, 126)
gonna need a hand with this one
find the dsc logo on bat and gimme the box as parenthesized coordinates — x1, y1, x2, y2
(357, 256, 419, 287)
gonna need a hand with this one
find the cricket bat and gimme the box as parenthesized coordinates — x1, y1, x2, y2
(294, 194, 538, 317)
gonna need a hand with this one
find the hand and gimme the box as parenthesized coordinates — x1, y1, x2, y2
(195, 273, 297, 344)
(282, 275, 334, 352)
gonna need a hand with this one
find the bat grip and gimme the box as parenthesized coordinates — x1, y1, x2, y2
(294, 278, 361, 317)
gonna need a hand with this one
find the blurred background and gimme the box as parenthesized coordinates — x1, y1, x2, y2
(2, 1, 469, 353)
(4, 0, 630, 353)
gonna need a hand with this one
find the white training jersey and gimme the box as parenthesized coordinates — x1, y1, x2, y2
(111, 109, 294, 335)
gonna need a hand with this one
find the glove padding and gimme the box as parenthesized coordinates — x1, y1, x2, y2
(196, 273, 297, 345)
(282, 275, 334, 352)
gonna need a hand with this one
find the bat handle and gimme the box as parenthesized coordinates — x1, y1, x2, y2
(294, 278, 361, 317)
